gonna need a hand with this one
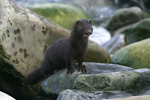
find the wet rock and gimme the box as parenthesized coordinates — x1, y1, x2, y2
(37, 63, 133, 97)
(74, 69, 150, 91)
(103, 7, 150, 30)
(37, 63, 150, 99)
(102, 34, 125, 54)
(111, 39, 150, 69)
(57, 69, 150, 100)
(57, 89, 132, 100)
(108, 95, 150, 100)
(120, 18, 150, 45)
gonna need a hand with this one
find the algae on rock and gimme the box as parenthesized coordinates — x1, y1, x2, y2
(111, 39, 150, 69)
(102, 7, 150, 30)
(121, 18, 150, 45)
(74, 71, 142, 91)
(29, 3, 90, 30)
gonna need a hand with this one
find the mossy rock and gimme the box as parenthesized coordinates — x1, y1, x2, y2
(74, 71, 142, 91)
(103, 7, 150, 30)
(37, 63, 150, 99)
(37, 63, 134, 98)
(121, 18, 150, 45)
(111, 39, 150, 69)
(29, 3, 90, 30)
(0, 42, 37, 100)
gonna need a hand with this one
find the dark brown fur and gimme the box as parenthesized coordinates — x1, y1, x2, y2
(25, 19, 93, 85)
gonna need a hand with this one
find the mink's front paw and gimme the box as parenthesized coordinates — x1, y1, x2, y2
(78, 64, 87, 73)
(67, 67, 74, 74)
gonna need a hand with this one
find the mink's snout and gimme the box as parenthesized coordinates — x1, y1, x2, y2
(87, 29, 93, 35)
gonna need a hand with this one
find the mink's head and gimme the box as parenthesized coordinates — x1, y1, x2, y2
(71, 19, 93, 37)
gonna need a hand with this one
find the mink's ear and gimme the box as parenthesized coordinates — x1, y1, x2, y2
(88, 19, 92, 25)
(72, 20, 82, 30)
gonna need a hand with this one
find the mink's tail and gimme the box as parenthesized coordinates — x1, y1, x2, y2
(25, 67, 45, 85)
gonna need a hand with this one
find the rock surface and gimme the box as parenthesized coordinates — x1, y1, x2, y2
(0, 0, 110, 99)
(111, 39, 150, 69)
(38, 63, 133, 97)
(38, 63, 150, 100)
(57, 85, 150, 100)
(103, 7, 150, 30)
(37, 63, 150, 99)
(29, 3, 89, 30)
(74, 68, 150, 91)
(57, 89, 132, 100)
(108, 95, 150, 100)
(121, 18, 150, 45)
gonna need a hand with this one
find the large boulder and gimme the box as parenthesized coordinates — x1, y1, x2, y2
(108, 95, 150, 100)
(37, 63, 133, 98)
(74, 69, 149, 91)
(121, 18, 150, 45)
(102, 7, 150, 30)
(111, 39, 150, 69)
(57, 86, 150, 100)
(57, 89, 130, 100)
(29, 3, 89, 30)
(0, 0, 110, 99)
(36, 63, 150, 99)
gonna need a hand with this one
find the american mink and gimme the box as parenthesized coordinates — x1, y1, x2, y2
(25, 19, 93, 85)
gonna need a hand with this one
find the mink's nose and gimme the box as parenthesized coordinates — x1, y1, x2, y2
(88, 29, 92, 35)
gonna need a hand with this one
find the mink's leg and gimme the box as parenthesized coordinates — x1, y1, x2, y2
(65, 44, 74, 74)
(67, 66, 74, 74)
(65, 55, 74, 74)
(77, 58, 87, 73)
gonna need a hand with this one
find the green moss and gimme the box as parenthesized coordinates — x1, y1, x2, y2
(84, 41, 111, 63)
(121, 18, 150, 45)
(74, 71, 143, 91)
(111, 39, 150, 69)
(29, 3, 89, 30)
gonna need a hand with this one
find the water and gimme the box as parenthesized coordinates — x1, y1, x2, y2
(90, 26, 111, 45)
(13, 0, 71, 7)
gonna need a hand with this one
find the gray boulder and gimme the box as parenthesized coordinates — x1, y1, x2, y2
(57, 89, 132, 100)
(111, 39, 150, 69)
(120, 18, 150, 45)
(37, 63, 150, 99)
(103, 7, 150, 30)
(74, 69, 150, 91)
(37, 63, 134, 98)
